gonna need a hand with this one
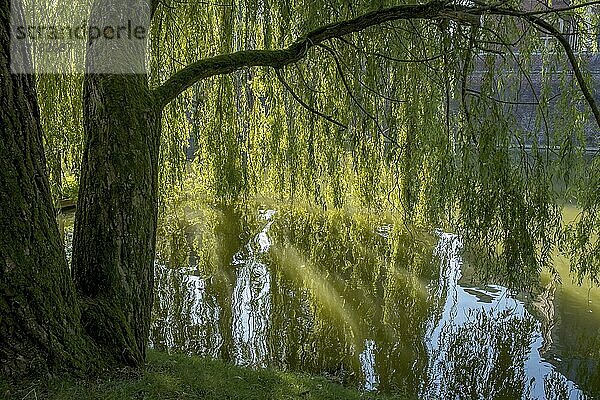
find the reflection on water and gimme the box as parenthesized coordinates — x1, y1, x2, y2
(151, 265, 223, 357)
(231, 210, 274, 367)
(359, 339, 379, 392)
(116, 203, 597, 398)
(425, 232, 586, 399)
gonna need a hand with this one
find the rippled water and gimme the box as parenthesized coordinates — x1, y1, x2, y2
(61, 204, 600, 398)
(424, 232, 586, 399)
(148, 205, 600, 398)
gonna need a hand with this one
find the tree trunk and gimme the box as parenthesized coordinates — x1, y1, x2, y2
(1, 0, 161, 372)
(71, 72, 161, 365)
(0, 0, 93, 376)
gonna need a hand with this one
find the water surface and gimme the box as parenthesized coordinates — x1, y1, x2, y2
(62, 203, 599, 398)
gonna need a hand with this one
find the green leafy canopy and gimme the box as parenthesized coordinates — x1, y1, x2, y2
(34, 0, 600, 286)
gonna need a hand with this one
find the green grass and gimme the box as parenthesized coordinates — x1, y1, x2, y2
(1, 351, 408, 399)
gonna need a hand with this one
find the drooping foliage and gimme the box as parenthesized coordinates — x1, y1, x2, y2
(36, 0, 600, 286)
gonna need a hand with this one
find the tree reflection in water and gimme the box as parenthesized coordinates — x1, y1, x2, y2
(230, 210, 275, 367)
(425, 232, 587, 399)
(146, 204, 593, 399)
(151, 265, 223, 357)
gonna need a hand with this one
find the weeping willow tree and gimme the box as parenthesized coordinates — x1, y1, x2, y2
(2, 0, 600, 378)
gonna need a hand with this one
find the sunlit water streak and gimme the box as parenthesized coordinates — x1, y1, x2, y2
(359, 339, 379, 391)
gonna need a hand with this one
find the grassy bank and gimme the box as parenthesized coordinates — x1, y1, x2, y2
(1, 350, 407, 399)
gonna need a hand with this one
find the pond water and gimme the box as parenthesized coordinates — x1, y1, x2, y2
(148, 204, 600, 399)
(63, 203, 600, 398)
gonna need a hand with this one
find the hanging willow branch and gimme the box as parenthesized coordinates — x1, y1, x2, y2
(524, 14, 600, 128)
(274, 68, 348, 130)
(153, 0, 600, 131)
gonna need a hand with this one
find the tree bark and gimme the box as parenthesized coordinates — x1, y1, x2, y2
(71, 72, 161, 365)
(0, 0, 93, 376)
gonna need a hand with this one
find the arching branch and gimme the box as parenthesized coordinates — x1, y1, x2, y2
(153, 0, 455, 107)
(153, 0, 600, 133)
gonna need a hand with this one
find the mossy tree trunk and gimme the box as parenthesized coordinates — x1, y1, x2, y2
(64, 0, 162, 366)
(1, 0, 161, 374)
(71, 73, 161, 366)
(0, 0, 94, 376)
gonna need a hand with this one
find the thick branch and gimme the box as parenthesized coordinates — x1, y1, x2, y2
(153, 0, 600, 132)
(153, 0, 454, 107)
